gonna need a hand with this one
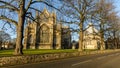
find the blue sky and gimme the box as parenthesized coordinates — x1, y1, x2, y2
(0, 0, 120, 40)
(70, 0, 120, 41)
(114, 0, 120, 16)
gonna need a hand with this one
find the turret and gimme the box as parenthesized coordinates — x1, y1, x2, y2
(52, 11, 56, 24)
(35, 11, 39, 20)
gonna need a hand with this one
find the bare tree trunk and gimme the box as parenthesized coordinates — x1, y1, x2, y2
(113, 31, 117, 49)
(14, 0, 25, 55)
(100, 24, 105, 50)
(14, 27, 23, 55)
(100, 32, 104, 50)
(78, 22, 83, 51)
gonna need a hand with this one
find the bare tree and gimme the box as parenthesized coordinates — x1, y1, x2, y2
(0, 0, 59, 55)
(94, 0, 116, 50)
(60, 0, 96, 51)
(107, 12, 120, 49)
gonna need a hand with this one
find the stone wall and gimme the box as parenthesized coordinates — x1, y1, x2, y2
(0, 49, 120, 67)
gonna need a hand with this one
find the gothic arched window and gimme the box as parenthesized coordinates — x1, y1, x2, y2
(28, 34, 33, 44)
(40, 24, 49, 43)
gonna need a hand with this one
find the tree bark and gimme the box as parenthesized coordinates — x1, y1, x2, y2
(78, 22, 83, 51)
(100, 23, 105, 50)
(100, 32, 104, 50)
(14, 0, 25, 55)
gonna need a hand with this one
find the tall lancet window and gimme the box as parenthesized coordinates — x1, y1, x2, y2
(28, 34, 33, 44)
(40, 24, 49, 43)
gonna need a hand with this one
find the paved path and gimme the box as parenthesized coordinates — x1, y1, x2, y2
(2, 51, 120, 68)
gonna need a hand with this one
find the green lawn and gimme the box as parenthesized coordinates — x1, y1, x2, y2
(0, 49, 78, 57)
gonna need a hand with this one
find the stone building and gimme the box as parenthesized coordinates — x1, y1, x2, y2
(24, 9, 71, 49)
(1, 41, 14, 49)
(83, 23, 101, 49)
(61, 26, 71, 49)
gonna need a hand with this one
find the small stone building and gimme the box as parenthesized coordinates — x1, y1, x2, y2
(1, 42, 14, 49)
(83, 23, 101, 49)
(24, 9, 71, 49)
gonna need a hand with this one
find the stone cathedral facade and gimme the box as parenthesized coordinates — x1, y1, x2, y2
(23, 9, 71, 49)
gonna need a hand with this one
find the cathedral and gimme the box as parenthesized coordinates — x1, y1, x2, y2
(23, 9, 71, 49)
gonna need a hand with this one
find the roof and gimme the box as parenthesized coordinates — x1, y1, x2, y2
(85, 23, 98, 34)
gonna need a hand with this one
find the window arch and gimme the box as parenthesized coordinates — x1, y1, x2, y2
(40, 24, 49, 43)
(28, 34, 33, 44)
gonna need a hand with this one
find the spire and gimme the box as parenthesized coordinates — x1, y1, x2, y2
(43, 8, 47, 12)
(88, 22, 93, 26)
(35, 10, 39, 19)
(43, 8, 49, 16)
(27, 18, 31, 23)
(52, 10, 56, 24)
(52, 10, 56, 17)
(35, 11, 39, 23)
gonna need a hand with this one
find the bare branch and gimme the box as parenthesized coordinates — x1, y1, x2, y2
(0, 5, 18, 13)
(29, 7, 42, 13)
(25, 0, 32, 12)
(31, 1, 61, 11)
(0, 15, 18, 27)
(0, 1, 19, 13)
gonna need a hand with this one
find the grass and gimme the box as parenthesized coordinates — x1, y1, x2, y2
(0, 49, 78, 57)
(83, 49, 99, 51)
(0, 49, 101, 57)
